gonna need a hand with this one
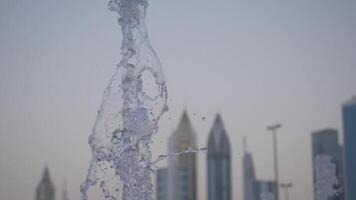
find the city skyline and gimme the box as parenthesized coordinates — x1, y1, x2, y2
(18, 102, 355, 200)
(1, 0, 356, 200)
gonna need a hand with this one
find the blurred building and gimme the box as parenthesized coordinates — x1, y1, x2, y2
(62, 180, 69, 200)
(342, 96, 356, 200)
(243, 138, 256, 200)
(207, 114, 231, 200)
(253, 180, 277, 200)
(172, 111, 197, 200)
(156, 168, 169, 200)
(311, 128, 344, 200)
(156, 167, 189, 200)
(36, 167, 55, 200)
(156, 110, 197, 200)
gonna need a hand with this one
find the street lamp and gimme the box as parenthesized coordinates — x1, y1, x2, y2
(280, 182, 293, 200)
(267, 123, 282, 200)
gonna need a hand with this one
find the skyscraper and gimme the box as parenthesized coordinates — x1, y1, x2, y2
(156, 167, 189, 200)
(253, 180, 277, 200)
(36, 167, 55, 200)
(62, 180, 69, 200)
(156, 110, 197, 200)
(172, 111, 197, 200)
(207, 114, 231, 200)
(342, 96, 356, 200)
(243, 138, 256, 200)
(311, 128, 344, 200)
(156, 168, 169, 200)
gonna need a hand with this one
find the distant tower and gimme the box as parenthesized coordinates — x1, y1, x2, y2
(62, 180, 69, 200)
(243, 138, 256, 200)
(311, 129, 344, 200)
(156, 167, 189, 200)
(342, 96, 356, 200)
(156, 168, 169, 200)
(156, 129, 190, 200)
(171, 110, 197, 200)
(253, 180, 277, 200)
(207, 114, 231, 200)
(36, 166, 55, 200)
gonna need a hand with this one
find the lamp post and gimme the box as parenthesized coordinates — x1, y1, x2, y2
(280, 182, 293, 200)
(267, 124, 282, 200)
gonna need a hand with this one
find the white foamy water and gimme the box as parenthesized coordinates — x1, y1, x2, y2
(80, 0, 168, 199)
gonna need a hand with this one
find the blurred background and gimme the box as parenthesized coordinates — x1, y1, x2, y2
(0, 0, 355, 200)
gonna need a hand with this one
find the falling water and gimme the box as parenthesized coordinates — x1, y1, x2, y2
(80, 0, 168, 199)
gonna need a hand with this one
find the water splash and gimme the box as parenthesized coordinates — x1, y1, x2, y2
(314, 154, 340, 200)
(152, 147, 207, 165)
(80, 0, 168, 200)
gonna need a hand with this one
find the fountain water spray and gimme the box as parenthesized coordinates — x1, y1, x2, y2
(80, 0, 168, 199)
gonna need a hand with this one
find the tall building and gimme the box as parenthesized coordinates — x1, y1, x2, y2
(243, 138, 256, 200)
(156, 167, 189, 200)
(62, 180, 69, 200)
(342, 96, 356, 200)
(311, 129, 344, 200)
(36, 167, 55, 200)
(156, 168, 169, 200)
(207, 114, 231, 200)
(253, 180, 277, 200)
(156, 110, 197, 200)
(172, 110, 197, 200)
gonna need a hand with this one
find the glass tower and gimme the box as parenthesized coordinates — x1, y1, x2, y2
(156, 168, 189, 200)
(36, 167, 55, 200)
(243, 138, 256, 200)
(342, 96, 356, 200)
(207, 114, 231, 200)
(253, 180, 276, 200)
(311, 129, 344, 200)
(173, 111, 197, 200)
(158, 111, 197, 200)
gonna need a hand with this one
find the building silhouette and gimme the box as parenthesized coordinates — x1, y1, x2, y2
(253, 180, 277, 200)
(156, 110, 197, 200)
(36, 166, 55, 200)
(172, 111, 197, 200)
(62, 180, 69, 200)
(156, 168, 168, 200)
(311, 129, 344, 200)
(342, 96, 356, 200)
(243, 138, 256, 200)
(207, 114, 231, 200)
(156, 167, 189, 200)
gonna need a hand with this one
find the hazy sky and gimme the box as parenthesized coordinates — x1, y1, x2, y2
(0, 0, 355, 200)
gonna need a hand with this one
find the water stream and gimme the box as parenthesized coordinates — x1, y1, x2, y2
(80, 1, 168, 199)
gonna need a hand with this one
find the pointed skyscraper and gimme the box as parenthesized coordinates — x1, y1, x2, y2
(242, 138, 256, 200)
(207, 114, 231, 200)
(171, 110, 197, 200)
(36, 166, 55, 200)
